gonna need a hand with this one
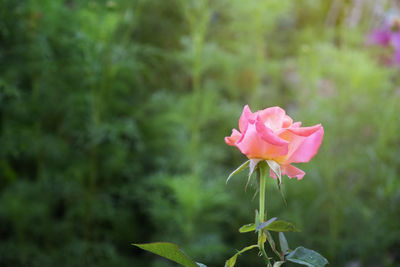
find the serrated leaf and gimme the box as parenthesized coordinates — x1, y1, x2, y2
(238, 223, 255, 233)
(224, 245, 258, 267)
(273, 261, 285, 267)
(266, 220, 300, 232)
(256, 217, 277, 232)
(279, 232, 289, 254)
(133, 242, 199, 267)
(286, 246, 328, 267)
(226, 160, 250, 184)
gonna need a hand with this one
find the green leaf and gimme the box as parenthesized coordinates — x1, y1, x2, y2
(286, 246, 328, 267)
(239, 220, 299, 233)
(224, 245, 258, 267)
(267, 220, 300, 232)
(239, 223, 255, 233)
(133, 242, 200, 267)
(226, 160, 250, 184)
(273, 261, 285, 267)
(256, 217, 277, 232)
(279, 232, 289, 254)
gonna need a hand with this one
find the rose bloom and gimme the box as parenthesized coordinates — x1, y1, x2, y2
(225, 105, 324, 179)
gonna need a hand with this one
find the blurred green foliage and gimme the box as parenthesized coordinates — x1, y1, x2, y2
(1, 0, 399, 266)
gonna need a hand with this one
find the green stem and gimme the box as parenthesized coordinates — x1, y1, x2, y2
(258, 164, 271, 266)
(259, 166, 266, 222)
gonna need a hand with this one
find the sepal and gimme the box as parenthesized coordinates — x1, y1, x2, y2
(226, 160, 250, 184)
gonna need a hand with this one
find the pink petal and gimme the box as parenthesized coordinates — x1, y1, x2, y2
(239, 105, 254, 132)
(257, 106, 286, 130)
(285, 127, 324, 163)
(255, 116, 289, 146)
(225, 129, 242, 146)
(282, 115, 293, 128)
(286, 124, 322, 137)
(236, 123, 288, 159)
(281, 164, 305, 180)
(269, 164, 305, 180)
(291, 122, 302, 128)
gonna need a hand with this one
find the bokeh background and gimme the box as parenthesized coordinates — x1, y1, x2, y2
(1, 0, 400, 266)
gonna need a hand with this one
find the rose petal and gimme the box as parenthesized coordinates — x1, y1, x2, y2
(275, 125, 323, 164)
(291, 122, 302, 128)
(236, 123, 288, 159)
(258, 106, 286, 130)
(285, 127, 324, 163)
(286, 124, 322, 137)
(239, 105, 254, 132)
(281, 164, 305, 180)
(225, 129, 242, 146)
(269, 164, 305, 180)
(255, 116, 289, 146)
(282, 115, 293, 128)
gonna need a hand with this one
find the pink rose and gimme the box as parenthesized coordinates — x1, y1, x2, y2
(225, 105, 324, 180)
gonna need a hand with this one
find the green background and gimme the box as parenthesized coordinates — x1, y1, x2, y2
(1, 0, 400, 266)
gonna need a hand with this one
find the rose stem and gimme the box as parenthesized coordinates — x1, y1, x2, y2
(258, 163, 272, 266)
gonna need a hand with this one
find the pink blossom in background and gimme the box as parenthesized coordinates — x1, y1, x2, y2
(225, 105, 324, 180)
(368, 17, 400, 65)
(368, 29, 392, 46)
